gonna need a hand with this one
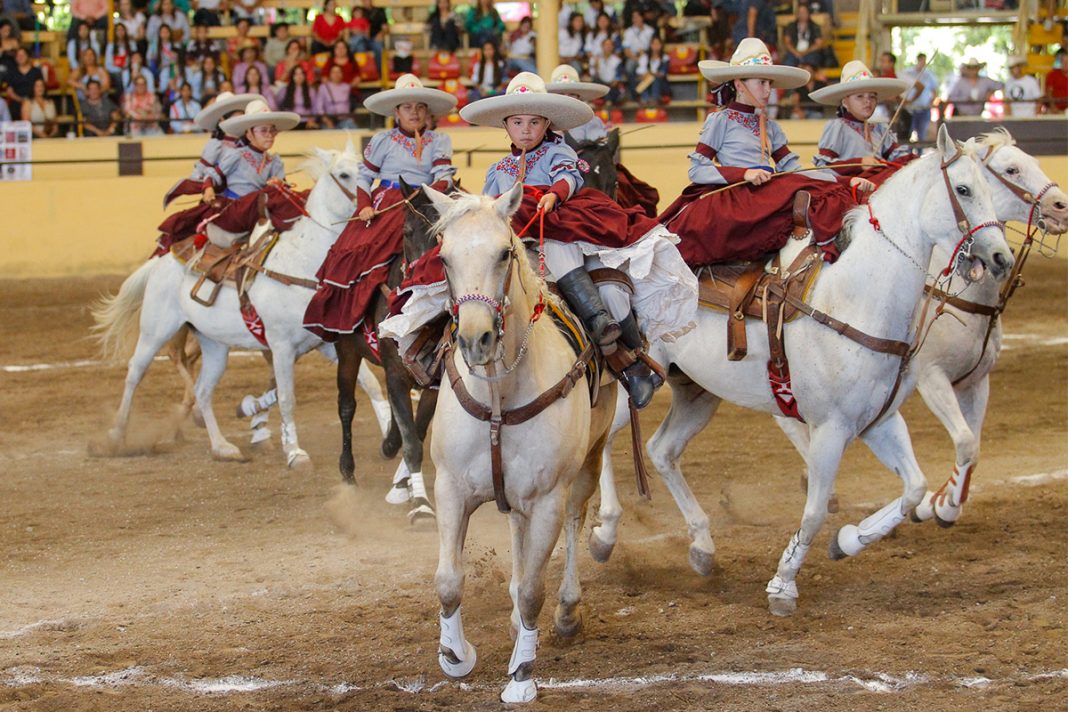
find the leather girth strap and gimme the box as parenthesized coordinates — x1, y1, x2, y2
(443, 338, 596, 513)
(922, 284, 998, 317)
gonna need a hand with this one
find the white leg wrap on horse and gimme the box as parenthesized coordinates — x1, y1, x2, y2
(542, 240, 584, 279)
(409, 470, 428, 501)
(384, 461, 411, 505)
(438, 607, 477, 678)
(241, 388, 278, 418)
(838, 497, 908, 556)
(507, 623, 538, 675)
(406, 471, 435, 522)
(250, 411, 269, 429)
(776, 530, 811, 576)
(280, 421, 298, 450)
(766, 575, 799, 600)
(250, 425, 271, 445)
(598, 282, 632, 322)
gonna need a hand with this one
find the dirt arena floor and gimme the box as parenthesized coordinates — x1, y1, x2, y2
(1, 257, 1066, 711)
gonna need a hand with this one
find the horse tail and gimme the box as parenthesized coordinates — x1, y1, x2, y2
(91, 256, 159, 362)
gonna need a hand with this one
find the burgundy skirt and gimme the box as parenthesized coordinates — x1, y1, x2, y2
(615, 163, 660, 218)
(303, 186, 408, 340)
(516, 185, 657, 248)
(658, 174, 857, 266)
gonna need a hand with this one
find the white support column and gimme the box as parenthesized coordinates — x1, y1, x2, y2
(536, 0, 561, 78)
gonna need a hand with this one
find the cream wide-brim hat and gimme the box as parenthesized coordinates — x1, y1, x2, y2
(1006, 55, 1027, 69)
(459, 72, 593, 130)
(363, 74, 458, 117)
(545, 64, 609, 101)
(194, 91, 261, 131)
(961, 57, 986, 69)
(219, 99, 301, 137)
(809, 60, 908, 105)
(698, 37, 809, 90)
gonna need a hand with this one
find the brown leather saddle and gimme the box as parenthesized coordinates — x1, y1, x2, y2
(171, 230, 279, 307)
(697, 247, 823, 361)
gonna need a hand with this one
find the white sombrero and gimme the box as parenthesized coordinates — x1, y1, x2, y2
(809, 60, 908, 105)
(194, 91, 261, 131)
(363, 74, 458, 117)
(698, 38, 809, 90)
(545, 64, 609, 101)
(219, 99, 300, 137)
(961, 56, 986, 69)
(1006, 55, 1028, 69)
(459, 72, 593, 130)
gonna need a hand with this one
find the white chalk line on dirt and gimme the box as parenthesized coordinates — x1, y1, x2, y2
(3, 665, 1067, 697)
(0, 351, 262, 373)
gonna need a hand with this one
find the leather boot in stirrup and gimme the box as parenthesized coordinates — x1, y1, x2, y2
(556, 267, 622, 347)
(613, 314, 663, 409)
(791, 190, 812, 240)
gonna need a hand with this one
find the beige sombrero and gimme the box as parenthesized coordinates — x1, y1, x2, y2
(545, 64, 609, 101)
(459, 72, 593, 130)
(698, 38, 809, 90)
(961, 57, 987, 69)
(194, 91, 261, 131)
(809, 60, 908, 105)
(219, 98, 300, 137)
(1006, 55, 1028, 69)
(363, 74, 458, 117)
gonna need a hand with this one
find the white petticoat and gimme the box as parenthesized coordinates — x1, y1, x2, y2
(379, 225, 698, 348)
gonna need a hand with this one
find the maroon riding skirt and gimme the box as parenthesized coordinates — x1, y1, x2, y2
(615, 163, 660, 218)
(658, 174, 857, 266)
(515, 185, 656, 248)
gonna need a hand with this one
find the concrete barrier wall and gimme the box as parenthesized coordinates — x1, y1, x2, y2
(2, 120, 1065, 278)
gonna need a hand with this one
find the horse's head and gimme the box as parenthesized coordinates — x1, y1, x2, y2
(304, 138, 363, 225)
(966, 129, 1068, 235)
(400, 176, 446, 265)
(922, 125, 1014, 283)
(566, 129, 619, 199)
(423, 182, 525, 367)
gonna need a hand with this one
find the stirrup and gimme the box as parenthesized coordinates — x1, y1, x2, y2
(791, 190, 812, 240)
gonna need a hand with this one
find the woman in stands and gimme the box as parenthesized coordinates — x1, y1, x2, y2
(809, 60, 913, 186)
(302, 74, 457, 340)
(23, 77, 58, 138)
(68, 47, 112, 96)
(274, 38, 316, 85)
(312, 0, 348, 55)
(658, 38, 871, 266)
(468, 39, 506, 100)
(317, 63, 355, 128)
(105, 22, 136, 76)
(240, 65, 277, 109)
(277, 65, 319, 129)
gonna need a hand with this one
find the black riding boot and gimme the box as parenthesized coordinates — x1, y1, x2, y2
(613, 314, 663, 409)
(556, 267, 622, 347)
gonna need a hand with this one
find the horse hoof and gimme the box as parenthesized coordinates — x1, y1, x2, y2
(236, 394, 259, 418)
(829, 525, 863, 560)
(501, 677, 537, 704)
(407, 499, 436, 525)
(934, 510, 959, 529)
(339, 453, 355, 483)
(211, 444, 247, 462)
(827, 532, 848, 561)
(588, 528, 615, 564)
(826, 493, 840, 514)
(438, 641, 477, 679)
(385, 481, 411, 505)
(912, 492, 935, 522)
(553, 605, 584, 639)
(192, 406, 205, 429)
(768, 595, 797, 617)
(287, 449, 312, 470)
(688, 544, 715, 577)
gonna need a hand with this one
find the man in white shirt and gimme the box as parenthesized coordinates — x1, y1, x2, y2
(621, 9, 654, 86)
(1004, 55, 1041, 118)
(901, 52, 938, 142)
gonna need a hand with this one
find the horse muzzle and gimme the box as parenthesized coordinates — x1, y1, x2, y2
(458, 326, 498, 367)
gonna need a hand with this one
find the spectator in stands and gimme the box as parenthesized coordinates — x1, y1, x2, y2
(264, 22, 289, 67)
(782, 4, 826, 68)
(148, 23, 182, 94)
(106, 22, 136, 76)
(3, 46, 41, 112)
(23, 77, 57, 137)
(190, 52, 225, 102)
(467, 0, 505, 48)
(312, 0, 347, 55)
(1003, 55, 1041, 118)
(117, 0, 147, 47)
(323, 40, 359, 89)
(122, 51, 156, 94)
(901, 52, 937, 141)
(946, 57, 1001, 117)
(347, 6, 372, 53)
(168, 80, 202, 131)
(81, 78, 121, 135)
(784, 60, 829, 118)
(1, 0, 34, 32)
(1044, 48, 1067, 114)
(240, 64, 275, 107)
(147, 0, 189, 43)
(877, 51, 896, 78)
(705, 2, 729, 61)
(428, 0, 462, 53)
(278, 65, 318, 129)
(192, 0, 221, 26)
(585, 0, 615, 27)
(275, 39, 315, 84)
(622, 10, 654, 88)
(317, 63, 353, 128)
(70, 0, 108, 33)
(732, 0, 776, 50)
(505, 16, 536, 74)
(232, 45, 269, 96)
(591, 37, 625, 104)
(124, 73, 164, 135)
(69, 47, 112, 97)
(186, 22, 220, 66)
(226, 17, 258, 59)
(633, 34, 669, 105)
(585, 12, 618, 61)
(67, 20, 102, 70)
(872, 50, 900, 124)
(683, 0, 711, 16)
(0, 16, 18, 55)
(0, 93, 8, 122)
(230, 0, 263, 25)
(559, 13, 588, 73)
(355, 0, 388, 66)
(468, 39, 505, 100)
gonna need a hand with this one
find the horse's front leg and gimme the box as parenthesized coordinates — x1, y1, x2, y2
(591, 387, 630, 564)
(335, 334, 361, 482)
(912, 372, 987, 526)
(435, 468, 477, 679)
(502, 495, 566, 704)
(268, 339, 309, 469)
(556, 445, 603, 638)
(777, 415, 839, 514)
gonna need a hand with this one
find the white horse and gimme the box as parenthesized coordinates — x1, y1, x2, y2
(593, 125, 1014, 615)
(423, 185, 616, 704)
(93, 143, 363, 467)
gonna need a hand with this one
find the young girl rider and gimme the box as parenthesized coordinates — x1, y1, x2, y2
(658, 38, 873, 266)
(302, 74, 458, 341)
(387, 73, 696, 408)
(809, 59, 913, 187)
(156, 98, 305, 252)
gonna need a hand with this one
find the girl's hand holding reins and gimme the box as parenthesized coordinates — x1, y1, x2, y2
(202, 185, 215, 203)
(861, 155, 881, 167)
(538, 192, 558, 212)
(744, 168, 772, 186)
(358, 206, 376, 221)
(850, 176, 876, 192)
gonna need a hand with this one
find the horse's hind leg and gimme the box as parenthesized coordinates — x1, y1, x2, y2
(829, 412, 927, 560)
(269, 339, 309, 469)
(646, 377, 721, 576)
(556, 435, 606, 638)
(164, 324, 198, 441)
(384, 349, 433, 522)
(335, 334, 361, 483)
(110, 313, 186, 450)
(356, 362, 393, 440)
(591, 387, 631, 564)
(913, 373, 987, 526)
(192, 336, 245, 462)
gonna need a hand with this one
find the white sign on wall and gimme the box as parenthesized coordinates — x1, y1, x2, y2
(1, 121, 32, 181)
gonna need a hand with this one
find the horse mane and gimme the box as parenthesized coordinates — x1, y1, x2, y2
(972, 127, 1016, 151)
(298, 149, 337, 181)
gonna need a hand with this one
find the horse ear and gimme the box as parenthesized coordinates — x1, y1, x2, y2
(564, 132, 578, 151)
(399, 176, 414, 198)
(936, 124, 956, 161)
(607, 128, 620, 154)
(494, 182, 525, 220)
(343, 134, 356, 157)
(314, 146, 334, 167)
(422, 183, 454, 214)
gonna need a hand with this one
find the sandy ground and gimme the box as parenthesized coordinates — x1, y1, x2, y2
(0, 258, 1066, 711)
